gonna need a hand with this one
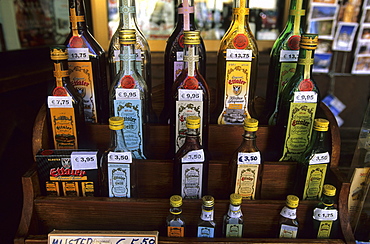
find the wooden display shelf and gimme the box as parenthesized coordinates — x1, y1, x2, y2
(15, 103, 355, 243)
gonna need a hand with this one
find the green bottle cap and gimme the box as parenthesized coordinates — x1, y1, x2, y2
(313, 118, 329, 132)
(109, 116, 124, 130)
(244, 118, 259, 132)
(286, 195, 299, 208)
(186, 116, 201, 129)
(170, 195, 183, 207)
(119, 29, 136, 44)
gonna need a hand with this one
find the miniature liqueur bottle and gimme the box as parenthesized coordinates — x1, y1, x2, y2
(229, 118, 262, 200)
(47, 45, 85, 149)
(278, 195, 299, 238)
(166, 195, 186, 237)
(312, 184, 339, 238)
(110, 29, 147, 159)
(170, 30, 210, 156)
(160, 0, 206, 123)
(64, 0, 109, 124)
(295, 118, 330, 200)
(214, 0, 258, 125)
(276, 34, 320, 162)
(100, 117, 135, 197)
(223, 193, 244, 238)
(197, 195, 216, 238)
(173, 116, 209, 199)
(262, 0, 307, 125)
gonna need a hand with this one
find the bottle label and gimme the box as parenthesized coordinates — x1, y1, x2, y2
(317, 221, 333, 238)
(279, 224, 298, 238)
(176, 51, 184, 61)
(200, 209, 214, 221)
(179, 89, 203, 102)
(68, 48, 89, 61)
(237, 152, 261, 164)
(174, 61, 183, 81)
(182, 149, 205, 163)
(226, 224, 243, 238)
(81, 181, 94, 197)
(167, 226, 184, 237)
(309, 152, 330, 165)
(68, 61, 97, 123)
(107, 163, 131, 198)
(303, 163, 327, 200)
(181, 163, 203, 199)
(228, 204, 242, 218)
(108, 152, 132, 164)
(235, 163, 259, 200)
(280, 206, 297, 219)
(197, 226, 215, 238)
(279, 50, 299, 62)
(313, 208, 338, 221)
(278, 63, 297, 92)
(218, 61, 251, 125)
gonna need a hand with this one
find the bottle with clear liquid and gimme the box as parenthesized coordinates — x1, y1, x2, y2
(64, 0, 109, 124)
(213, 0, 258, 125)
(197, 195, 216, 238)
(278, 195, 299, 238)
(223, 193, 244, 238)
(166, 195, 186, 237)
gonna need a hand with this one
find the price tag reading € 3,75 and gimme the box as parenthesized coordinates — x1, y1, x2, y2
(48, 96, 73, 108)
(71, 151, 98, 170)
(182, 149, 205, 163)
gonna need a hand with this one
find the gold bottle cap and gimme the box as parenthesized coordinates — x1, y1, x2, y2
(314, 118, 329, 132)
(184, 30, 201, 45)
(300, 34, 318, 50)
(170, 195, 183, 207)
(202, 195, 214, 207)
(50, 45, 68, 60)
(119, 29, 136, 45)
(286, 195, 299, 208)
(109, 116, 124, 130)
(244, 118, 259, 132)
(323, 184, 336, 197)
(230, 193, 243, 205)
(186, 116, 201, 129)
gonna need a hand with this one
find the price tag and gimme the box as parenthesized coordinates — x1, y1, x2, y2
(48, 96, 73, 108)
(67, 48, 89, 61)
(280, 206, 297, 219)
(71, 151, 98, 170)
(182, 149, 205, 163)
(178, 89, 203, 101)
(116, 88, 140, 100)
(113, 49, 120, 62)
(108, 152, 132, 163)
(309, 152, 330, 165)
(177, 51, 184, 61)
(294, 91, 318, 103)
(135, 49, 142, 61)
(280, 50, 299, 62)
(226, 49, 252, 61)
(237, 152, 261, 165)
(313, 208, 338, 221)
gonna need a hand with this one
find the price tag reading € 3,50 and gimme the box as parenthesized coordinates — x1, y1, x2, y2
(71, 151, 98, 170)
(182, 149, 205, 163)
(237, 152, 261, 165)
(48, 96, 73, 108)
(108, 152, 132, 164)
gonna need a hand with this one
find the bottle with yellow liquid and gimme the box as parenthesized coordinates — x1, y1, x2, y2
(278, 195, 299, 238)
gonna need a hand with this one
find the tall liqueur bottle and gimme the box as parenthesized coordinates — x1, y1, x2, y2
(47, 45, 85, 149)
(100, 116, 135, 197)
(214, 0, 258, 125)
(262, 0, 306, 125)
(312, 184, 339, 238)
(223, 193, 244, 238)
(160, 0, 206, 123)
(278, 195, 299, 238)
(173, 116, 209, 199)
(166, 195, 186, 237)
(197, 195, 216, 238)
(110, 29, 147, 159)
(229, 118, 262, 200)
(276, 34, 320, 162)
(170, 30, 210, 156)
(295, 118, 330, 200)
(64, 0, 109, 124)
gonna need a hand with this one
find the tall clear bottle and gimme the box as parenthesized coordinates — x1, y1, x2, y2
(229, 118, 262, 200)
(223, 193, 244, 238)
(166, 195, 186, 237)
(197, 195, 216, 238)
(278, 195, 299, 238)
(213, 0, 258, 125)
(276, 34, 320, 162)
(261, 0, 307, 125)
(110, 29, 147, 159)
(64, 0, 109, 124)
(160, 0, 207, 123)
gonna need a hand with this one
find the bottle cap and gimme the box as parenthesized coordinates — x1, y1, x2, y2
(313, 118, 329, 132)
(286, 195, 299, 208)
(202, 195, 214, 207)
(109, 116, 124, 130)
(184, 31, 201, 45)
(323, 184, 336, 197)
(300, 34, 318, 50)
(230, 193, 242, 205)
(50, 45, 68, 60)
(244, 118, 259, 132)
(119, 29, 136, 45)
(186, 116, 201, 129)
(170, 195, 183, 207)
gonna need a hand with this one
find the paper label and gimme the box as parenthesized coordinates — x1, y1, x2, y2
(108, 163, 131, 198)
(49, 106, 78, 149)
(237, 152, 261, 164)
(313, 208, 338, 221)
(280, 206, 297, 219)
(108, 152, 132, 163)
(317, 221, 333, 238)
(293, 91, 318, 103)
(48, 96, 73, 108)
(309, 152, 330, 164)
(226, 49, 252, 61)
(279, 224, 298, 238)
(197, 226, 215, 238)
(279, 62, 297, 92)
(182, 149, 205, 163)
(167, 226, 184, 237)
(234, 163, 259, 200)
(67, 48, 89, 61)
(116, 88, 140, 100)
(174, 61, 183, 81)
(71, 151, 98, 170)
(303, 163, 327, 200)
(226, 224, 243, 237)
(178, 89, 203, 102)
(348, 167, 370, 224)
(181, 163, 203, 199)
(280, 50, 299, 62)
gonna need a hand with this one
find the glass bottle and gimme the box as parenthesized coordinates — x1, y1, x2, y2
(170, 30, 210, 156)
(278, 195, 299, 238)
(99, 116, 135, 198)
(197, 195, 216, 238)
(110, 29, 147, 159)
(166, 195, 186, 237)
(261, 0, 307, 125)
(229, 118, 262, 200)
(312, 184, 339, 238)
(276, 34, 320, 162)
(213, 0, 258, 125)
(64, 0, 109, 124)
(173, 116, 209, 199)
(159, 0, 207, 124)
(223, 193, 244, 238)
(295, 118, 330, 200)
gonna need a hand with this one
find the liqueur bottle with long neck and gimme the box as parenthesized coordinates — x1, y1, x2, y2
(229, 118, 262, 200)
(278, 195, 299, 238)
(166, 195, 186, 237)
(261, 0, 307, 125)
(110, 29, 147, 159)
(213, 0, 258, 125)
(223, 193, 244, 238)
(197, 195, 216, 238)
(99, 116, 135, 197)
(276, 34, 320, 162)
(170, 30, 210, 157)
(64, 0, 109, 124)
(160, 0, 206, 123)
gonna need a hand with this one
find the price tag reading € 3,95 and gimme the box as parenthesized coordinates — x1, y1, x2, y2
(71, 151, 98, 170)
(108, 152, 132, 164)
(237, 152, 261, 165)
(116, 88, 140, 100)
(182, 149, 205, 163)
(48, 96, 73, 108)
(178, 89, 203, 102)
(67, 48, 90, 61)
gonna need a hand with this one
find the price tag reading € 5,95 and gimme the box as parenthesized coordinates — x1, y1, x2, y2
(71, 151, 98, 170)
(226, 49, 252, 61)
(48, 96, 73, 108)
(178, 89, 203, 102)
(294, 91, 318, 103)
(182, 149, 205, 163)
(67, 48, 89, 61)
(237, 152, 261, 165)
(108, 152, 132, 164)
(116, 88, 140, 100)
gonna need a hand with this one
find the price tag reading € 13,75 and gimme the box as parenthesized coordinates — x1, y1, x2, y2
(116, 88, 140, 100)
(67, 48, 89, 61)
(108, 152, 132, 164)
(237, 152, 261, 165)
(279, 50, 299, 62)
(48, 96, 73, 108)
(182, 149, 205, 163)
(226, 49, 252, 61)
(178, 89, 203, 102)
(71, 151, 98, 170)
(294, 91, 318, 103)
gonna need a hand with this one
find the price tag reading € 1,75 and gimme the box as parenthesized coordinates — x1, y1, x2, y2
(237, 152, 261, 165)
(116, 88, 140, 100)
(313, 208, 338, 221)
(294, 91, 318, 103)
(226, 49, 252, 61)
(67, 48, 89, 61)
(48, 96, 73, 108)
(182, 149, 205, 163)
(178, 89, 203, 102)
(108, 152, 132, 164)
(71, 151, 98, 170)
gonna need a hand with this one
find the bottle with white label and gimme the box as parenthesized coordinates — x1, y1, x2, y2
(223, 193, 244, 238)
(229, 118, 262, 200)
(166, 195, 186, 237)
(295, 118, 330, 200)
(173, 116, 208, 199)
(278, 195, 299, 238)
(197, 195, 216, 238)
(110, 29, 147, 159)
(312, 184, 339, 238)
(99, 116, 135, 198)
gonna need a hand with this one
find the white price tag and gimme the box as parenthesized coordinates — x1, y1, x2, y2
(178, 89, 203, 101)
(113, 49, 120, 62)
(177, 51, 184, 61)
(280, 206, 297, 219)
(237, 152, 261, 164)
(135, 49, 142, 61)
(116, 88, 140, 100)
(71, 151, 98, 170)
(313, 208, 338, 221)
(294, 91, 318, 103)
(309, 152, 330, 165)
(67, 48, 89, 61)
(48, 96, 73, 108)
(182, 149, 205, 163)
(226, 49, 252, 61)
(108, 152, 132, 163)
(280, 50, 299, 62)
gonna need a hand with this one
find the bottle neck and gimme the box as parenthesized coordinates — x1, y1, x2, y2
(228, 203, 242, 218)
(231, 0, 249, 31)
(53, 59, 70, 88)
(170, 206, 183, 215)
(118, 0, 138, 29)
(321, 194, 335, 207)
(68, 0, 88, 34)
(177, 0, 196, 31)
(184, 127, 201, 145)
(183, 43, 200, 77)
(241, 130, 257, 148)
(310, 129, 328, 150)
(295, 48, 315, 80)
(286, 0, 306, 35)
(201, 205, 214, 221)
(110, 128, 129, 151)
(119, 43, 137, 75)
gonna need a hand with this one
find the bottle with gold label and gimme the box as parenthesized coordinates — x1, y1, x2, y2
(312, 184, 339, 238)
(213, 0, 258, 125)
(166, 195, 186, 237)
(276, 34, 320, 162)
(110, 29, 147, 159)
(197, 195, 216, 238)
(64, 0, 109, 124)
(223, 193, 244, 238)
(229, 118, 262, 200)
(278, 195, 299, 238)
